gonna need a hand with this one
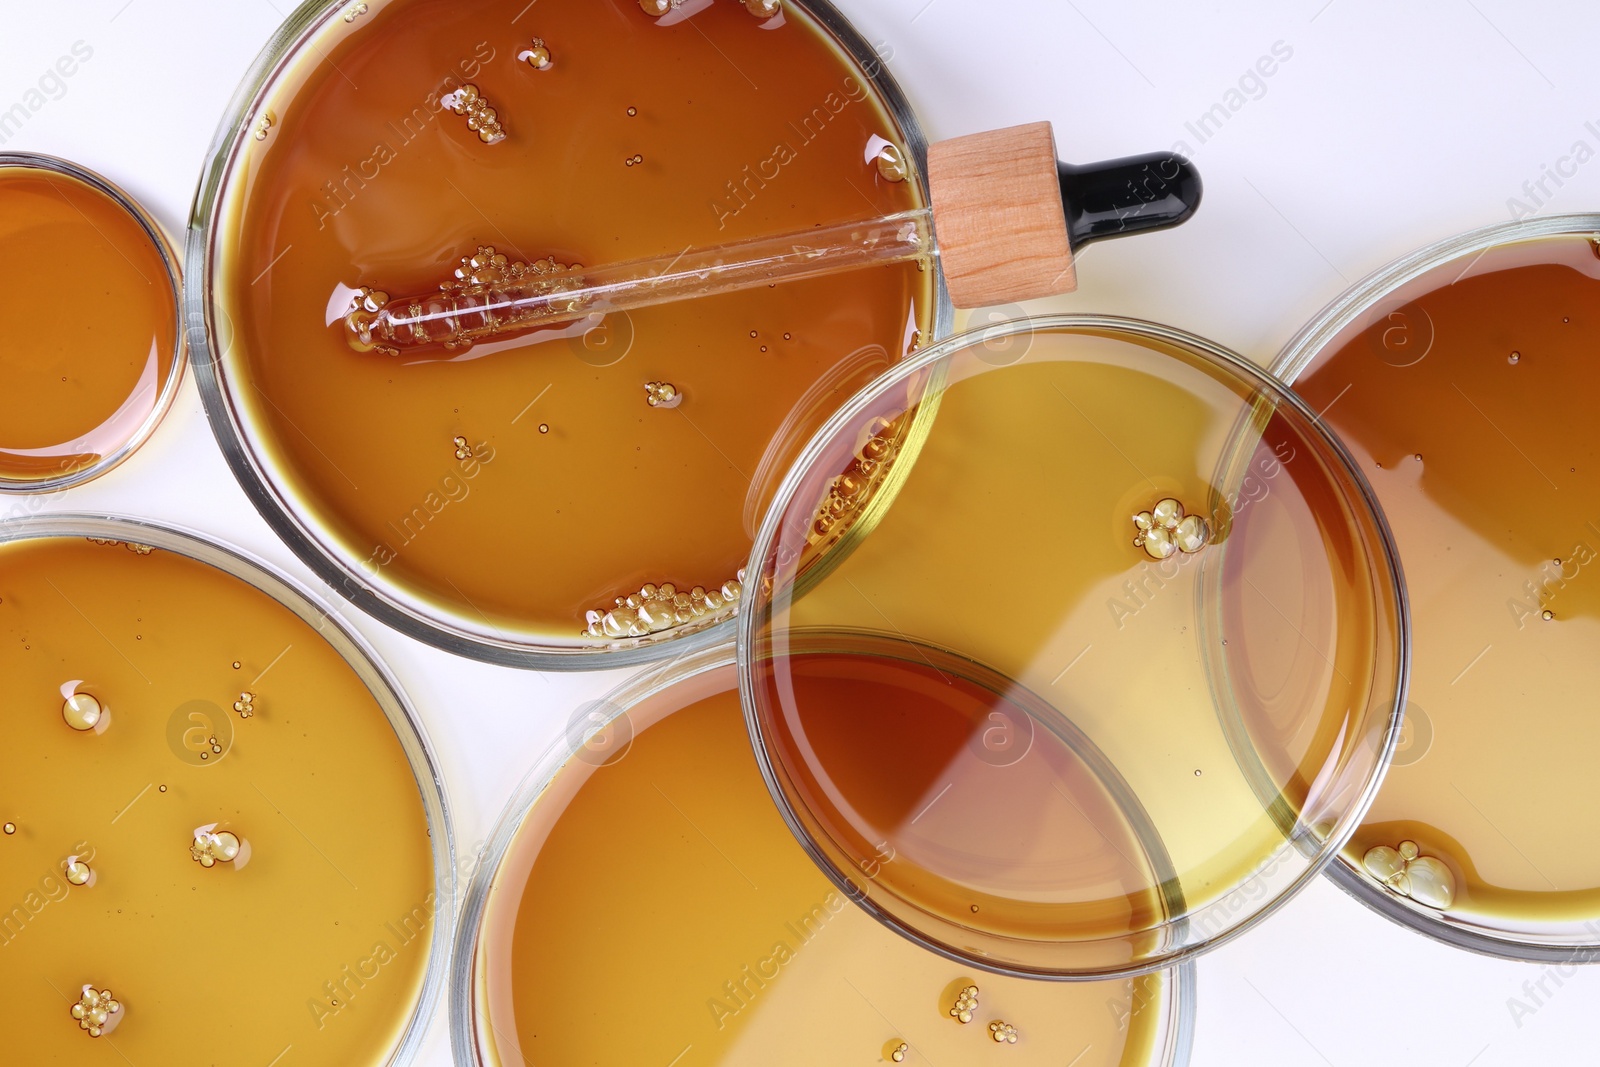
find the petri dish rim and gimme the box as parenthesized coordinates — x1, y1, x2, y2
(735, 313, 1411, 979)
(0, 153, 187, 495)
(0, 511, 457, 1067)
(1273, 211, 1600, 964)
(183, 0, 955, 673)
(448, 640, 1198, 1067)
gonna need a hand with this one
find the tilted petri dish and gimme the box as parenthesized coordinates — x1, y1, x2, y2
(0, 516, 452, 1066)
(1275, 214, 1600, 962)
(739, 316, 1408, 978)
(188, 0, 947, 669)
(0, 155, 185, 492)
(454, 644, 1196, 1066)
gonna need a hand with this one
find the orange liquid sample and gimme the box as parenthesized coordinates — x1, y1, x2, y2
(0, 536, 436, 1065)
(1297, 237, 1600, 928)
(212, 0, 933, 647)
(472, 663, 1173, 1066)
(0, 165, 178, 485)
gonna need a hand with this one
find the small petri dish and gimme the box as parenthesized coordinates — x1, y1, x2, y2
(0, 155, 185, 492)
(739, 316, 1408, 978)
(1276, 215, 1600, 962)
(0, 516, 451, 1066)
(189, 0, 946, 669)
(454, 645, 1196, 1066)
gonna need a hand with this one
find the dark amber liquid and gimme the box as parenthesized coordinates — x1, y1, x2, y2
(476, 663, 1169, 1066)
(0, 536, 434, 1065)
(0, 166, 177, 484)
(213, 0, 932, 645)
(1298, 236, 1600, 926)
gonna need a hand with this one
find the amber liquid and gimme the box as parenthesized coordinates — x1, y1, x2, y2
(749, 333, 1399, 968)
(475, 664, 1169, 1066)
(1298, 237, 1600, 927)
(214, 0, 932, 645)
(0, 537, 435, 1065)
(0, 166, 177, 484)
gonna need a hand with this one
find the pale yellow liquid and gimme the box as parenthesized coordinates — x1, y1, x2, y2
(474, 664, 1170, 1066)
(0, 537, 435, 1065)
(749, 330, 1400, 967)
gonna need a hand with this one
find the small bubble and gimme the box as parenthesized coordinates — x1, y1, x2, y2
(749, 330, 758, 338)
(1542, 609, 1555, 621)
(970, 904, 979, 913)
(783, 332, 792, 340)
(1194, 769, 1202, 776)
(538, 423, 550, 434)
(627, 106, 637, 116)
(1414, 453, 1423, 462)
(1509, 351, 1521, 364)
(64, 858, 91, 886)
(63, 692, 104, 732)
(875, 143, 909, 183)
(231, 661, 241, 670)
(158, 785, 167, 793)
(3, 822, 14, 835)
(759, 345, 768, 353)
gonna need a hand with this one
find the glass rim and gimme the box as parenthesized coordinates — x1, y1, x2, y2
(0, 512, 458, 1067)
(0, 152, 187, 495)
(1273, 212, 1600, 964)
(449, 639, 1198, 1066)
(735, 312, 1411, 979)
(182, 0, 955, 672)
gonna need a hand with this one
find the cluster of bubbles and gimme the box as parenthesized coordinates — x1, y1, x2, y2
(889, 1040, 908, 1063)
(1362, 840, 1455, 910)
(584, 574, 745, 640)
(190, 827, 243, 869)
(988, 1021, 1019, 1044)
(342, 1, 369, 22)
(1131, 498, 1211, 561)
(644, 381, 679, 408)
(453, 436, 474, 460)
(442, 85, 506, 145)
(233, 691, 256, 719)
(86, 537, 152, 555)
(949, 984, 979, 1024)
(70, 986, 121, 1038)
(518, 37, 553, 70)
(811, 420, 902, 542)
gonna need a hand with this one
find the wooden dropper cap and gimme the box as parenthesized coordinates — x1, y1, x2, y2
(926, 121, 1201, 308)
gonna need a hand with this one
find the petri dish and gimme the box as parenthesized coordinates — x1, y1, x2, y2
(188, 0, 947, 669)
(453, 644, 1197, 1066)
(0, 516, 452, 1066)
(0, 155, 184, 492)
(739, 316, 1408, 977)
(1275, 215, 1600, 961)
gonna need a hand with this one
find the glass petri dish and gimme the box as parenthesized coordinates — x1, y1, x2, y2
(0, 155, 185, 492)
(453, 644, 1196, 1066)
(738, 316, 1408, 978)
(0, 515, 452, 1066)
(188, 0, 948, 670)
(1275, 214, 1600, 962)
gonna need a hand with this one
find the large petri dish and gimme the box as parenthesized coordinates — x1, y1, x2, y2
(1276, 215, 1600, 962)
(0, 516, 452, 1066)
(0, 155, 185, 492)
(188, 0, 947, 669)
(454, 644, 1196, 1066)
(739, 316, 1408, 977)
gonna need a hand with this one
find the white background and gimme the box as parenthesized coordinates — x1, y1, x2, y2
(5, 0, 1599, 1064)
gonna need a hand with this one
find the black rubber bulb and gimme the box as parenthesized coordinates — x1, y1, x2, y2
(1057, 152, 1202, 249)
